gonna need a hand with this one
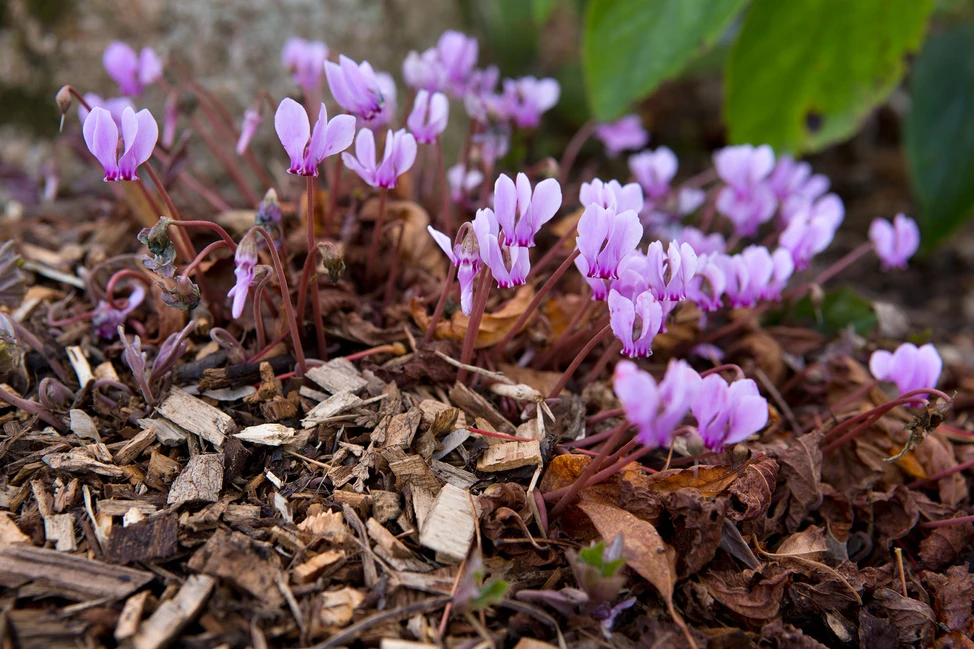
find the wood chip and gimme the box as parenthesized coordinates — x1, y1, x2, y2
(293, 549, 346, 584)
(167, 454, 223, 507)
(114, 428, 156, 465)
(371, 490, 402, 524)
(233, 423, 296, 446)
(380, 640, 438, 649)
(298, 510, 348, 542)
(139, 417, 188, 446)
(42, 447, 125, 477)
(302, 391, 366, 427)
(313, 587, 365, 630)
(157, 386, 236, 447)
(105, 513, 179, 564)
(476, 440, 542, 472)
(430, 459, 479, 490)
(306, 357, 368, 394)
(66, 346, 93, 386)
(97, 500, 160, 517)
(512, 639, 560, 649)
(449, 381, 516, 434)
(367, 518, 430, 572)
(69, 409, 100, 441)
(418, 483, 475, 562)
(115, 590, 150, 642)
(0, 545, 153, 599)
(383, 407, 422, 448)
(0, 512, 30, 546)
(93, 361, 121, 382)
(187, 529, 282, 606)
(43, 514, 76, 551)
(131, 574, 214, 649)
(146, 451, 181, 491)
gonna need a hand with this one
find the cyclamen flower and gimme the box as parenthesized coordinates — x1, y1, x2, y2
(714, 254, 754, 309)
(473, 208, 530, 288)
(103, 42, 163, 96)
(684, 254, 726, 312)
(161, 93, 178, 149)
(629, 147, 677, 201)
(608, 289, 663, 358)
(869, 342, 942, 397)
(403, 48, 444, 92)
(645, 240, 698, 301)
(505, 76, 560, 128)
(677, 187, 706, 216)
(227, 232, 258, 319)
(740, 245, 794, 301)
(78, 94, 133, 126)
(869, 214, 920, 270)
(342, 128, 417, 189)
(447, 164, 483, 203)
(437, 30, 479, 97)
(768, 155, 829, 204)
(574, 255, 610, 301)
(83, 106, 158, 181)
(714, 144, 777, 236)
(236, 107, 262, 155)
(493, 173, 563, 247)
(576, 204, 643, 280)
(281, 38, 328, 94)
(778, 195, 844, 270)
(325, 55, 386, 122)
(613, 359, 699, 449)
(692, 375, 768, 451)
(274, 98, 355, 177)
(675, 226, 726, 256)
(594, 115, 649, 157)
(407, 90, 449, 144)
(92, 284, 146, 339)
(428, 223, 481, 315)
(473, 122, 511, 168)
(579, 178, 644, 214)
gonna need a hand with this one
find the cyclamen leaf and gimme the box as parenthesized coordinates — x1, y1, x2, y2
(725, 0, 934, 153)
(583, 0, 746, 121)
(905, 25, 974, 249)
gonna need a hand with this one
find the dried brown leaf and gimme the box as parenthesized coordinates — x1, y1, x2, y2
(699, 564, 792, 622)
(872, 588, 936, 646)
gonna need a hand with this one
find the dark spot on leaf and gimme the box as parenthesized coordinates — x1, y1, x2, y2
(805, 111, 823, 133)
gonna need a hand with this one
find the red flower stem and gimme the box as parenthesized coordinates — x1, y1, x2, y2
(180, 240, 230, 278)
(246, 330, 289, 364)
(548, 421, 629, 518)
(479, 161, 493, 208)
(252, 226, 306, 376)
(167, 219, 238, 251)
(534, 296, 597, 369)
(529, 223, 577, 280)
(303, 175, 327, 359)
(489, 248, 581, 363)
(584, 408, 626, 428)
(821, 389, 953, 454)
(821, 387, 953, 445)
(579, 338, 622, 387)
(434, 139, 453, 234)
(383, 221, 407, 308)
(0, 385, 65, 432)
(466, 426, 532, 442)
(134, 176, 165, 219)
(61, 86, 92, 112)
(325, 157, 343, 238)
(342, 344, 404, 362)
(424, 262, 457, 344)
(547, 324, 613, 399)
(253, 280, 272, 351)
(681, 168, 718, 190)
(557, 119, 595, 188)
(457, 269, 493, 384)
(175, 171, 233, 213)
(813, 241, 875, 287)
(701, 364, 746, 380)
(920, 515, 974, 529)
(547, 436, 655, 505)
(104, 269, 154, 310)
(141, 165, 198, 258)
(366, 188, 389, 281)
(908, 456, 974, 488)
(187, 114, 261, 206)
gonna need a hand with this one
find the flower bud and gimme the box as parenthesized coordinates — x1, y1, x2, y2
(138, 218, 176, 278)
(158, 276, 201, 311)
(56, 86, 73, 132)
(316, 241, 345, 283)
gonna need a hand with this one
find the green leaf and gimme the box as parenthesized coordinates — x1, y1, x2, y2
(471, 579, 509, 611)
(905, 25, 974, 249)
(582, 0, 746, 121)
(725, 0, 934, 154)
(531, 0, 556, 24)
(792, 287, 877, 336)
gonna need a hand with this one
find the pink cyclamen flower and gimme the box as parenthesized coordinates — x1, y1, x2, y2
(579, 178, 644, 214)
(629, 147, 677, 202)
(237, 107, 262, 155)
(740, 245, 794, 302)
(493, 173, 563, 247)
(505, 76, 560, 128)
(778, 195, 844, 270)
(675, 226, 726, 256)
(869, 342, 942, 397)
(403, 48, 444, 92)
(447, 164, 483, 203)
(342, 128, 417, 189)
(437, 31, 479, 97)
(274, 98, 355, 177)
(692, 375, 768, 451)
(714, 253, 754, 309)
(576, 204, 643, 280)
(103, 42, 162, 96)
(281, 38, 328, 94)
(768, 155, 829, 204)
(608, 289, 663, 358)
(473, 207, 530, 288)
(594, 115, 650, 157)
(574, 255, 610, 301)
(407, 90, 449, 144)
(161, 93, 178, 149)
(92, 284, 146, 339)
(473, 122, 511, 167)
(613, 359, 699, 449)
(78, 94, 134, 126)
(82, 106, 158, 181)
(684, 253, 726, 312)
(428, 223, 481, 315)
(645, 240, 698, 301)
(714, 144, 777, 236)
(325, 55, 386, 122)
(677, 187, 706, 216)
(227, 232, 258, 319)
(869, 214, 920, 270)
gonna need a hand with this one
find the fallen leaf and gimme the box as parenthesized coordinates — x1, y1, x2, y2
(872, 588, 936, 646)
(699, 564, 792, 622)
(410, 283, 537, 348)
(918, 518, 974, 570)
(929, 564, 974, 632)
(772, 525, 828, 560)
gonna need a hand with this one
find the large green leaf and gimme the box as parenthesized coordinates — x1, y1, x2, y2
(725, 0, 934, 154)
(905, 26, 974, 249)
(582, 0, 746, 121)
(792, 287, 877, 336)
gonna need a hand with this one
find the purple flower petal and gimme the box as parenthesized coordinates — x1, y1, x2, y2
(274, 98, 311, 175)
(103, 42, 140, 95)
(82, 107, 120, 181)
(117, 108, 158, 180)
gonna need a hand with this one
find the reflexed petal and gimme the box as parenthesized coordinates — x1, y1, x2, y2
(138, 47, 163, 86)
(869, 349, 894, 381)
(274, 98, 311, 174)
(608, 289, 636, 356)
(493, 174, 517, 237)
(427, 225, 457, 263)
(320, 113, 356, 159)
(325, 60, 355, 111)
(118, 108, 158, 178)
(103, 42, 140, 94)
(82, 107, 120, 180)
